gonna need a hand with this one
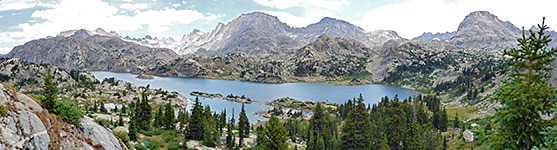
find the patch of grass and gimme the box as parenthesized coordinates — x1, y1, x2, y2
(0, 104, 8, 117)
(446, 106, 480, 121)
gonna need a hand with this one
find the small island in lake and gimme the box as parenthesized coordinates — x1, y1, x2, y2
(267, 97, 338, 111)
(136, 74, 154, 79)
(189, 91, 254, 103)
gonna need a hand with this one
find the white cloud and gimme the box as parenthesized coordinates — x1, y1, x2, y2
(264, 8, 333, 27)
(0, 16, 3, 19)
(0, 47, 12, 54)
(120, 3, 149, 10)
(205, 13, 225, 21)
(7, 0, 205, 45)
(253, 0, 348, 10)
(121, 0, 132, 2)
(254, 0, 349, 28)
(357, 0, 557, 39)
(252, 0, 303, 9)
(0, 0, 39, 11)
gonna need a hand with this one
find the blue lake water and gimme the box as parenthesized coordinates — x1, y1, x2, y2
(90, 71, 419, 124)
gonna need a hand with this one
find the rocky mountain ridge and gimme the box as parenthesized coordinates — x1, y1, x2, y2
(5, 29, 179, 73)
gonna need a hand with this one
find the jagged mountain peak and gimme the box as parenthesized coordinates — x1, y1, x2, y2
(56, 28, 119, 38)
(448, 11, 518, 50)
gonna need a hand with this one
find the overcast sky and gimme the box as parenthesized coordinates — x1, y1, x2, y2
(0, 0, 556, 54)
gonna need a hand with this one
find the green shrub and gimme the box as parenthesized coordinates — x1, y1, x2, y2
(146, 139, 162, 150)
(134, 143, 146, 150)
(0, 104, 8, 117)
(94, 118, 111, 129)
(162, 130, 179, 142)
(52, 100, 84, 126)
(167, 141, 181, 150)
(113, 131, 130, 147)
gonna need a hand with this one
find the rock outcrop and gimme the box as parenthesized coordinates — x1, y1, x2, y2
(0, 83, 49, 150)
(463, 130, 474, 143)
(0, 83, 127, 149)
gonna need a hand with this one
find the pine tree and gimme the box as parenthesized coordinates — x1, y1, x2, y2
(41, 69, 57, 110)
(121, 105, 126, 115)
(488, 18, 557, 149)
(137, 90, 152, 131)
(238, 103, 249, 147)
(163, 103, 175, 130)
(385, 97, 406, 150)
(219, 109, 227, 134)
(99, 101, 107, 113)
(118, 111, 124, 126)
(128, 110, 137, 141)
(154, 105, 163, 128)
(188, 97, 205, 140)
(264, 115, 288, 150)
(439, 108, 448, 132)
(341, 94, 372, 149)
(307, 102, 336, 150)
(256, 125, 266, 147)
(226, 116, 236, 150)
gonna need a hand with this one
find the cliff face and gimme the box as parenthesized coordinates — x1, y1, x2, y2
(0, 83, 126, 149)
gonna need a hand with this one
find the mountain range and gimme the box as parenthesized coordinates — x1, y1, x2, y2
(4, 11, 557, 90)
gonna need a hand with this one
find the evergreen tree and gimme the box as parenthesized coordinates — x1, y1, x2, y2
(238, 103, 249, 147)
(121, 104, 126, 114)
(128, 110, 137, 141)
(256, 125, 266, 147)
(487, 19, 557, 149)
(163, 103, 175, 130)
(226, 116, 236, 149)
(264, 115, 288, 150)
(188, 97, 205, 140)
(137, 91, 152, 131)
(307, 102, 336, 150)
(118, 111, 124, 126)
(154, 105, 163, 128)
(341, 94, 372, 149)
(219, 109, 227, 134)
(41, 69, 57, 110)
(177, 109, 186, 130)
(385, 97, 406, 150)
(439, 108, 448, 132)
(99, 101, 107, 113)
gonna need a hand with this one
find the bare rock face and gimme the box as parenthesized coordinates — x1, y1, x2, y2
(78, 116, 125, 150)
(463, 130, 474, 143)
(0, 83, 49, 150)
(448, 11, 519, 51)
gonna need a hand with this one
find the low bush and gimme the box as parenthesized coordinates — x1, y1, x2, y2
(113, 131, 130, 147)
(0, 104, 8, 117)
(167, 141, 181, 150)
(52, 99, 84, 126)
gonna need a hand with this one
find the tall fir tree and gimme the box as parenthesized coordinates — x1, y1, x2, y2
(264, 115, 289, 150)
(385, 97, 406, 150)
(154, 105, 163, 128)
(487, 18, 557, 149)
(226, 115, 236, 150)
(163, 103, 175, 130)
(307, 102, 336, 150)
(188, 97, 205, 140)
(341, 94, 372, 149)
(238, 103, 249, 147)
(137, 90, 152, 131)
(454, 112, 460, 129)
(256, 125, 267, 147)
(42, 69, 57, 110)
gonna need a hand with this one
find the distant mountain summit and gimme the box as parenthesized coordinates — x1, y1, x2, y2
(448, 11, 519, 50)
(126, 12, 400, 56)
(412, 31, 455, 41)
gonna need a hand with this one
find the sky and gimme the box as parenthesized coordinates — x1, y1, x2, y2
(0, 0, 556, 54)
